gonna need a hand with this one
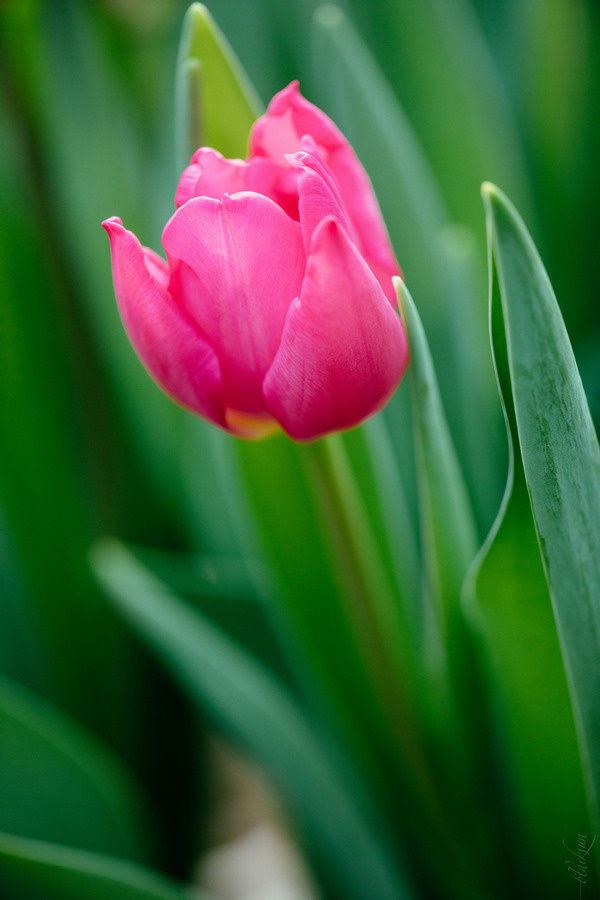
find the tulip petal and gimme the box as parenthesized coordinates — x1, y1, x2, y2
(175, 149, 249, 208)
(263, 217, 408, 441)
(292, 144, 358, 255)
(102, 217, 226, 428)
(175, 148, 300, 220)
(162, 193, 305, 418)
(249, 82, 305, 159)
(328, 145, 400, 306)
(250, 81, 400, 304)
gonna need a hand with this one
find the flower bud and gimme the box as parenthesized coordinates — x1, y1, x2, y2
(103, 83, 408, 441)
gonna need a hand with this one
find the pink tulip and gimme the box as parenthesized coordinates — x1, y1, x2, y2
(103, 82, 408, 441)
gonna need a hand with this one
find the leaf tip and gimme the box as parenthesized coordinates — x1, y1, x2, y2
(313, 3, 346, 30)
(392, 275, 407, 320)
(480, 180, 502, 214)
(392, 274, 404, 294)
(185, 2, 209, 24)
(179, 3, 214, 64)
(481, 181, 519, 218)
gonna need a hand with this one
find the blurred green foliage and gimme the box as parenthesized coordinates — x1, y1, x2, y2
(1, 1, 599, 898)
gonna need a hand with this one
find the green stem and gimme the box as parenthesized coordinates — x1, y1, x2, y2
(303, 435, 436, 803)
(303, 433, 507, 899)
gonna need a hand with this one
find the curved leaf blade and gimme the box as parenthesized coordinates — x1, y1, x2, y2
(482, 182, 600, 839)
(91, 539, 414, 900)
(0, 675, 151, 864)
(0, 833, 204, 900)
(465, 267, 592, 895)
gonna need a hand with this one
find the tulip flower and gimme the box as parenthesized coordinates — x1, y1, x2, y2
(103, 82, 408, 441)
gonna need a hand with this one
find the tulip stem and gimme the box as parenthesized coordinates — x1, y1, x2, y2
(302, 433, 435, 795)
(304, 431, 511, 899)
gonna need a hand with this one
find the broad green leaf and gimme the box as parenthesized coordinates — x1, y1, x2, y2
(175, 2, 263, 168)
(91, 539, 414, 900)
(482, 183, 600, 845)
(0, 675, 152, 863)
(465, 266, 593, 896)
(0, 833, 205, 900)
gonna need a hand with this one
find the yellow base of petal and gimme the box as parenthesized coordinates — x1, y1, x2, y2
(225, 409, 281, 440)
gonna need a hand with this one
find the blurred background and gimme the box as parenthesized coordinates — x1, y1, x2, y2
(1, 0, 599, 897)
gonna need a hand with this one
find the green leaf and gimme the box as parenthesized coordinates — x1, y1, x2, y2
(235, 436, 480, 897)
(130, 544, 292, 685)
(482, 182, 600, 843)
(309, 5, 504, 534)
(512, 1, 596, 334)
(175, 2, 263, 168)
(344, 0, 533, 246)
(0, 508, 46, 691)
(465, 263, 593, 895)
(310, 4, 448, 308)
(397, 279, 478, 640)
(179, 418, 263, 562)
(0, 833, 205, 900)
(342, 418, 421, 638)
(0, 675, 151, 864)
(396, 281, 492, 866)
(39, 0, 185, 510)
(0, 81, 138, 734)
(236, 431, 436, 808)
(91, 539, 414, 900)
(435, 225, 506, 532)
(235, 433, 403, 778)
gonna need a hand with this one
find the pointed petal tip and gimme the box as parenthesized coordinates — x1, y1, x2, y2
(102, 216, 124, 234)
(266, 80, 301, 114)
(280, 79, 300, 98)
